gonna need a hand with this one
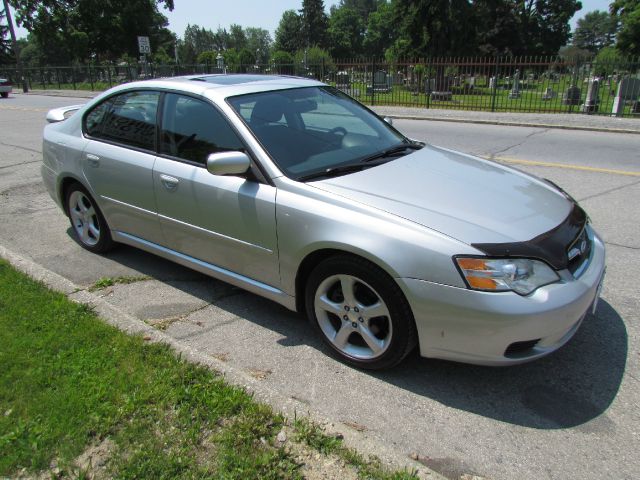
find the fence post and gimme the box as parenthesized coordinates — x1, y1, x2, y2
(370, 58, 375, 106)
(491, 56, 499, 112)
(40, 68, 46, 89)
(88, 65, 94, 91)
(107, 66, 112, 87)
(426, 57, 431, 109)
(71, 66, 76, 90)
(56, 68, 61, 89)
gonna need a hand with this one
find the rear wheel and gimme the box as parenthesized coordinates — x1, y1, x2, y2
(0, 92, 8, 99)
(65, 183, 114, 253)
(305, 255, 417, 370)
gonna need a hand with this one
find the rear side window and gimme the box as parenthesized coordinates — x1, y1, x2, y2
(84, 100, 111, 137)
(85, 91, 160, 151)
(160, 93, 244, 165)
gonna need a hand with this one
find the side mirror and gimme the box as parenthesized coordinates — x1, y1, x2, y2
(206, 151, 251, 176)
(383, 116, 393, 126)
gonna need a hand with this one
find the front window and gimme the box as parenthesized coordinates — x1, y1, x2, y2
(227, 87, 410, 180)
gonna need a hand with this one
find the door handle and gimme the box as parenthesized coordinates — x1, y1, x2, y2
(160, 174, 179, 191)
(86, 154, 100, 167)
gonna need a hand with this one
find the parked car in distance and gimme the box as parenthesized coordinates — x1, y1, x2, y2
(0, 78, 12, 98)
(42, 75, 605, 369)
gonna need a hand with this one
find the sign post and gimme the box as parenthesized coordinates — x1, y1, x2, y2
(137, 36, 151, 78)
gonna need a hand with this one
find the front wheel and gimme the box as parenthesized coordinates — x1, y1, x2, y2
(305, 256, 417, 370)
(65, 183, 114, 253)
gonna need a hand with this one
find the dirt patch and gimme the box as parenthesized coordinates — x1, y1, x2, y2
(73, 437, 115, 479)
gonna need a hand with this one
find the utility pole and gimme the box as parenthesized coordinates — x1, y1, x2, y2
(2, 0, 28, 92)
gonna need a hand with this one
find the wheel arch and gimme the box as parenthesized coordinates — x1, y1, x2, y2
(294, 247, 402, 315)
(58, 175, 89, 216)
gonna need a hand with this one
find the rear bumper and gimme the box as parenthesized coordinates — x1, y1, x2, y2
(399, 230, 606, 366)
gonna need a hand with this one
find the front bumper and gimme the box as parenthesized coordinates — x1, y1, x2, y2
(399, 231, 606, 366)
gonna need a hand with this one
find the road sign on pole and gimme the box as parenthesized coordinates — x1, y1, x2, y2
(137, 36, 151, 54)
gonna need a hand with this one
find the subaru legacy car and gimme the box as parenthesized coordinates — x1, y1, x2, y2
(42, 75, 605, 369)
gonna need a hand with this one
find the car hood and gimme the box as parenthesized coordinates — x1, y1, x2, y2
(309, 145, 572, 245)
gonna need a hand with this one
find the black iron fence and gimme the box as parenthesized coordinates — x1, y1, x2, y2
(2, 56, 640, 117)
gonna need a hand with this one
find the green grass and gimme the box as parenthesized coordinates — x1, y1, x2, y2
(0, 259, 299, 478)
(0, 259, 418, 479)
(88, 275, 150, 292)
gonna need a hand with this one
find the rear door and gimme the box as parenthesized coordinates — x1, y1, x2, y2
(153, 93, 279, 286)
(82, 90, 164, 244)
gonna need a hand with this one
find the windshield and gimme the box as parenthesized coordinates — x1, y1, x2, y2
(227, 86, 409, 180)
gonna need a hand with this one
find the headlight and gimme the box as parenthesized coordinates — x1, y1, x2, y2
(454, 257, 560, 295)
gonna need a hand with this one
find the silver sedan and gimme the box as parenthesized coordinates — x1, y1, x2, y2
(41, 75, 605, 369)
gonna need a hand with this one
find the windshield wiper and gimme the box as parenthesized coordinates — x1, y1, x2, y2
(359, 142, 422, 164)
(297, 142, 423, 182)
(297, 163, 372, 182)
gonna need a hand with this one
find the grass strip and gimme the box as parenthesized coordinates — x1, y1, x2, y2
(0, 259, 298, 478)
(0, 260, 418, 479)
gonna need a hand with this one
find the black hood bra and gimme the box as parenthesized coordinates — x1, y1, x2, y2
(472, 202, 587, 270)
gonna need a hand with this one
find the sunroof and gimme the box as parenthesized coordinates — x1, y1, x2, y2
(191, 75, 281, 85)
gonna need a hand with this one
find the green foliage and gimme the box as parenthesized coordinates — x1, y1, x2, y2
(363, 1, 394, 56)
(611, 0, 640, 56)
(294, 46, 334, 70)
(197, 50, 219, 64)
(10, 0, 175, 64)
(300, 0, 329, 48)
(328, 5, 365, 58)
(574, 10, 617, 54)
(245, 27, 272, 62)
(271, 50, 294, 65)
(594, 46, 626, 76)
(275, 10, 303, 54)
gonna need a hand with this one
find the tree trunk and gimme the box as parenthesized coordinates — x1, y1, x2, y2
(2, 0, 28, 92)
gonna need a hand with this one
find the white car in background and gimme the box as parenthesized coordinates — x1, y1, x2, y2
(0, 78, 12, 98)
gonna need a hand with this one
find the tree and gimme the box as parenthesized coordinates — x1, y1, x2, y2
(389, 0, 476, 58)
(338, 0, 383, 20)
(300, 0, 329, 48)
(611, 0, 640, 56)
(10, 0, 175, 64)
(2, 0, 27, 91)
(593, 46, 625, 76)
(511, 0, 582, 56)
(245, 27, 272, 62)
(274, 10, 302, 54)
(328, 5, 365, 57)
(573, 10, 617, 54)
(472, 0, 521, 56)
(228, 24, 247, 51)
(363, 1, 395, 56)
(1, 4, 12, 64)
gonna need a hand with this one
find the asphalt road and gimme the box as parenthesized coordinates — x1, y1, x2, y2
(1, 94, 639, 480)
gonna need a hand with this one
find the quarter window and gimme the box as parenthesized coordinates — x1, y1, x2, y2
(160, 94, 244, 165)
(87, 91, 160, 151)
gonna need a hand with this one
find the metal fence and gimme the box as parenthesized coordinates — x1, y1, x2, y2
(2, 56, 640, 117)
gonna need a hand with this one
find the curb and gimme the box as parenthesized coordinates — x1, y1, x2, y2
(380, 114, 640, 135)
(0, 244, 445, 480)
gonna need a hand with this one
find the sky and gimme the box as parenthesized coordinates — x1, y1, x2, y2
(10, 0, 613, 41)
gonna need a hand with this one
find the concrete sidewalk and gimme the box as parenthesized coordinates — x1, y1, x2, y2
(18, 88, 640, 134)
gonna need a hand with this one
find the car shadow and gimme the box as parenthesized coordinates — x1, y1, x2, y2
(98, 242, 627, 431)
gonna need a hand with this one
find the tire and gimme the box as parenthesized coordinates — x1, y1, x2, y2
(0, 92, 8, 99)
(305, 255, 417, 370)
(65, 183, 114, 253)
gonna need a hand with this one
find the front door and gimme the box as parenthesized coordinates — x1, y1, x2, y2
(153, 93, 279, 287)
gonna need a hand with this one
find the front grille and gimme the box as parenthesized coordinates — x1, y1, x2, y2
(567, 228, 592, 277)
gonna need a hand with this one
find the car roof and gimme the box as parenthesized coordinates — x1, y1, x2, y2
(108, 74, 326, 101)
